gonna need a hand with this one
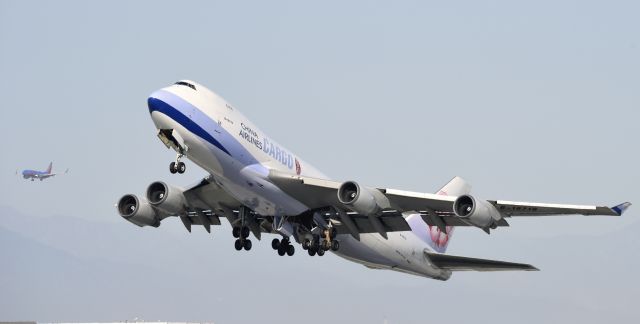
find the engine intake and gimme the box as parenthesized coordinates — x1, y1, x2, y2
(337, 181, 389, 215)
(146, 181, 186, 215)
(117, 194, 159, 227)
(453, 194, 502, 228)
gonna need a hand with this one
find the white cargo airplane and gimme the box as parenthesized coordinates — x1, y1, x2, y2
(117, 80, 631, 280)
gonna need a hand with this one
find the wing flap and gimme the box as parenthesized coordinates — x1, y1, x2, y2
(331, 212, 412, 235)
(421, 214, 510, 227)
(425, 251, 538, 272)
(383, 189, 456, 212)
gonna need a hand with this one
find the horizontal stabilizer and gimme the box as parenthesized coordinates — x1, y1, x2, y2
(425, 251, 538, 272)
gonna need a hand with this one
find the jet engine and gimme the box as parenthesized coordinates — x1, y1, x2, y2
(453, 195, 502, 228)
(117, 194, 160, 227)
(146, 181, 186, 215)
(337, 181, 389, 215)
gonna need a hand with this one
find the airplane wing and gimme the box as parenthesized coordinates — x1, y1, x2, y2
(488, 200, 629, 216)
(424, 251, 538, 272)
(268, 171, 629, 235)
(180, 177, 243, 211)
(161, 176, 413, 237)
(164, 176, 248, 233)
(136, 172, 629, 238)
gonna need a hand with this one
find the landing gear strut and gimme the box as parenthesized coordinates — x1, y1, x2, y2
(169, 154, 186, 174)
(272, 237, 295, 256)
(233, 206, 253, 251)
(233, 225, 252, 251)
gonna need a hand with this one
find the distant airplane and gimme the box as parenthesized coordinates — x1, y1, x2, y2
(20, 162, 66, 181)
(116, 80, 631, 280)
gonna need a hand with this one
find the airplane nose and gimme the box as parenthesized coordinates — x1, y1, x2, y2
(147, 92, 163, 114)
(147, 90, 180, 131)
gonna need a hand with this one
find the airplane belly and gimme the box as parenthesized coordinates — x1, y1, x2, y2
(336, 232, 452, 280)
(391, 233, 453, 280)
(182, 130, 225, 175)
(172, 126, 309, 216)
(333, 234, 397, 269)
(214, 174, 308, 216)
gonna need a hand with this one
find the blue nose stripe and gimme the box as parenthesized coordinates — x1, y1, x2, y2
(147, 96, 232, 156)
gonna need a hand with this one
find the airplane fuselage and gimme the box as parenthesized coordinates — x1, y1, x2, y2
(147, 81, 452, 280)
(21, 170, 53, 181)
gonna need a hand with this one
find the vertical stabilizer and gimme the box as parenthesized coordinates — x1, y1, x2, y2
(426, 177, 472, 253)
(437, 176, 472, 196)
(46, 162, 53, 174)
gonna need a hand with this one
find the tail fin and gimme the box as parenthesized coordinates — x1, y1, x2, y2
(46, 162, 52, 174)
(426, 177, 472, 253)
(436, 176, 472, 196)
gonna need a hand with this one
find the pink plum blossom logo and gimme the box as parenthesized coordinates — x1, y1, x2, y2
(428, 225, 453, 248)
(427, 188, 454, 250)
(295, 158, 301, 175)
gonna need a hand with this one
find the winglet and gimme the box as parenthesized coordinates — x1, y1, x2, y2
(611, 202, 632, 216)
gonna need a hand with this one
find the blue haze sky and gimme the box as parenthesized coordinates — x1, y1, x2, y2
(0, 1, 638, 323)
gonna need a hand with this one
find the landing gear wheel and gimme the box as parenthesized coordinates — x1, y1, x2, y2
(311, 236, 320, 252)
(317, 249, 325, 256)
(286, 245, 295, 256)
(308, 249, 316, 256)
(277, 247, 286, 256)
(272, 238, 281, 250)
(241, 227, 250, 239)
(243, 239, 252, 251)
(234, 239, 243, 251)
(331, 240, 340, 251)
(177, 162, 186, 174)
(169, 162, 177, 174)
(232, 227, 241, 238)
(302, 239, 311, 250)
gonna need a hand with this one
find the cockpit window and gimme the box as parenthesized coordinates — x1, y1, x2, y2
(174, 81, 196, 91)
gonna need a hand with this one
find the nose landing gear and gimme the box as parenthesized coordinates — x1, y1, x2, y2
(169, 154, 186, 174)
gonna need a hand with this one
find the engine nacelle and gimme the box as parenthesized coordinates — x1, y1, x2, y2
(337, 181, 389, 215)
(117, 194, 160, 227)
(146, 181, 186, 215)
(453, 195, 502, 228)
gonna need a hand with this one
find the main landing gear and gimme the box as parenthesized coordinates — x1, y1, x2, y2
(303, 228, 340, 257)
(271, 237, 295, 256)
(169, 154, 186, 174)
(232, 226, 252, 251)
